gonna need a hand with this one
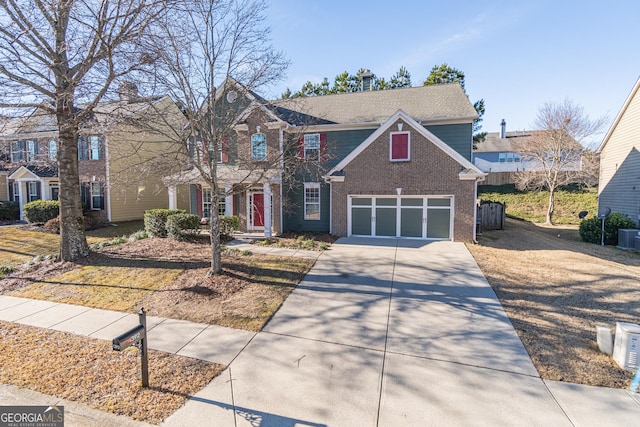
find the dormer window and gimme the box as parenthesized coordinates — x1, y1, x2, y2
(390, 131, 410, 161)
(251, 133, 266, 161)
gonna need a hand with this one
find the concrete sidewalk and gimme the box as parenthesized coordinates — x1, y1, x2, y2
(2, 238, 640, 426)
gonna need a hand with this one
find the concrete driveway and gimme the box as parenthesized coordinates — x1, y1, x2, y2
(165, 237, 579, 426)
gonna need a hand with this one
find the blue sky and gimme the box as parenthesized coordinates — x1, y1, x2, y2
(263, 0, 639, 144)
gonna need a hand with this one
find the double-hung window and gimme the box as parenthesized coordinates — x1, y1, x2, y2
(251, 133, 266, 161)
(26, 141, 37, 161)
(304, 134, 320, 161)
(304, 183, 320, 220)
(90, 182, 104, 210)
(48, 140, 57, 161)
(28, 182, 39, 202)
(78, 136, 102, 160)
(390, 132, 410, 161)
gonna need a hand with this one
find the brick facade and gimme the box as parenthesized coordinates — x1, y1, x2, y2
(330, 118, 477, 242)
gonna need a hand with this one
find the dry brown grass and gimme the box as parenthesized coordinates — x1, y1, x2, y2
(0, 321, 224, 424)
(467, 218, 640, 389)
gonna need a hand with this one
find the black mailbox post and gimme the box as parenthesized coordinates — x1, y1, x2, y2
(112, 307, 149, 387)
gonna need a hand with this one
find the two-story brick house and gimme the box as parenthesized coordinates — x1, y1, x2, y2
(167, 79, 486, 242)
(0, 90, 185, 222)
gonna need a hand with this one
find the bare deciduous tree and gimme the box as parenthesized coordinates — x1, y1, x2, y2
(0, 0, 162, 260)
(515, 99, 607, 224)
(149, 0, 289, 275)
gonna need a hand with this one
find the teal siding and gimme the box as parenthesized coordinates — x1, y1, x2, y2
(284, 182, 331, 232)
(324, 129, 377, 169)
(426, 123, 473, 161)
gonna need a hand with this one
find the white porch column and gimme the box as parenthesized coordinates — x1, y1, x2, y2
(263, 182, 272, 238)
(224, 183, 232, 216)
(168, 185, 177, 210)
(17, 181, 25, 221)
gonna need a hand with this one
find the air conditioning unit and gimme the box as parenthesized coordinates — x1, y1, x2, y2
(618, 229, 640, 249)
(613, 322, 640, 371)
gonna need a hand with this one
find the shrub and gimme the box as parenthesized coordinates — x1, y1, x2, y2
(579, 212, 637, 245)
(219, 215, 239, 238)
(166, 213, 201, 240)
(43, 217, 61, 234)
(144, 209, 185, 237)
(0, 201, 20, 221)
(128, 229, 148, 242)
(23, 200, 60, 223)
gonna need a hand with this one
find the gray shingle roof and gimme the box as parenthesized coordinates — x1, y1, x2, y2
(475, 130, 582, 153)
(272, 83, 477, 125)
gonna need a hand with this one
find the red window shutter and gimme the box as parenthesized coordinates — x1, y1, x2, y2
(221, 136, 229, 163)
(297, 135, 304, 159)
(320, 133, 327, 161)
(202, 138, 209, 163)
(391, 133, 409, 160)
(196, 187, 203, 216)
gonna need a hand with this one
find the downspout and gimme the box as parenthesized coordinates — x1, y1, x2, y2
(473, 177, 479, 244)
(279, 128, 284, 234)
(104, 134, 112, 222)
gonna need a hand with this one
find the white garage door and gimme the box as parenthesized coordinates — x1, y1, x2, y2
(349, 196, 452, 240)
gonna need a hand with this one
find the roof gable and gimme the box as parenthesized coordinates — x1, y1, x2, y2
(8, 164, 57, 180)
(598, 76, 640, 153)
(325, 110, 484, 180)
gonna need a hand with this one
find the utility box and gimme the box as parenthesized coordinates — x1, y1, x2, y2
(618, 229, 640, 249)
(635, 236, 640, 251)
(613, 322, 640, 371)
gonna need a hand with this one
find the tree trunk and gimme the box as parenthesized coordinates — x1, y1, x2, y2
(208, 194, 222, 275)
(546, 187, 555, 225)
(56, 111, 89, 261)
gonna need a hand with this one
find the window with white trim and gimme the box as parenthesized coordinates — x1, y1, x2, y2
(202, 188, 212, 218)
(202, 188, 226, 218)
(78, 136, 102, 160)
(390, 132, 410, 161)
(12, 182, 19, 203)
(26, 140, 37, 161)
(304, 134, 320, 161)
(304, 182, 320, 220)
(499, 152, 520, 163)
(28, 181, 39, 202)
(251, 133, 266, 161)
(48, 140, 57, 161)
(90, 182, 104, 210)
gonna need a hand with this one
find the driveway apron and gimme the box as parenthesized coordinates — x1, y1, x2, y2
(164, 238, 572, 426)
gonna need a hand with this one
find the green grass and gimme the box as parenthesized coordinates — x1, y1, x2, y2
(478, 185, 598, 225)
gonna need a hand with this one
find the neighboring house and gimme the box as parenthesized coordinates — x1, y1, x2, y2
(474, 120, 582, 185)
(166, 80, 486, 242)
(0, 87, 185, 222)
(598, 76, 640, 226)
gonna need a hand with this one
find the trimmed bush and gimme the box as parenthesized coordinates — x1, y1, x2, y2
(166, 213, 201, 240)
(579, 212, 637, 245)
(23, 200, 60, 223)
(144, 209, 185, 237)
(219, 215, 239, 238)
(0, 201, 19, 221)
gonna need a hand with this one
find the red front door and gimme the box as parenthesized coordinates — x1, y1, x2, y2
(252, 193, 264, 227)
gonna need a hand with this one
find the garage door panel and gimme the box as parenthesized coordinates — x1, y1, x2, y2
(426, 208, 450, 239)
(352, 207, 372, 235)
(376, 207, 396, 236)
(401, 208, 423, 237)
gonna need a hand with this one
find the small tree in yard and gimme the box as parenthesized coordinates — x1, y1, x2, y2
(148, 0, 288, 275)
(0, 0, 162, 261)
(515, 99, 607, 225)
